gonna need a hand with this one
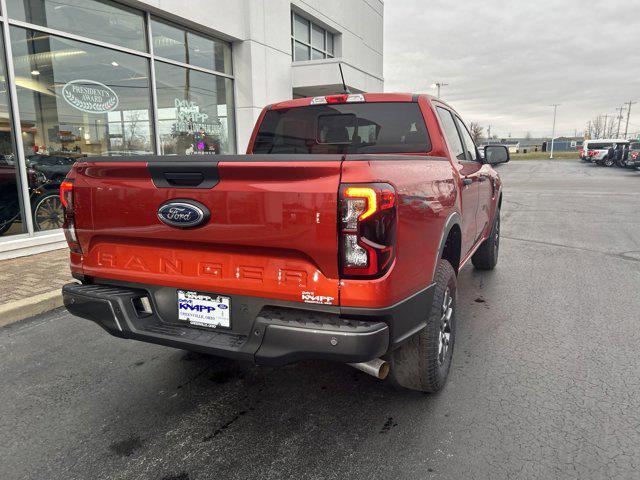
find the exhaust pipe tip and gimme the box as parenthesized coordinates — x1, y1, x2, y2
(377, 360, 390, 380)
(348, 358, 390, 380)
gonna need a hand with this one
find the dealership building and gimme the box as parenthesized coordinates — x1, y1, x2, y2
(0, 0, 384, 259)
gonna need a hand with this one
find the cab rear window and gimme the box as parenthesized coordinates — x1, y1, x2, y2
(253, 102, 431, 154)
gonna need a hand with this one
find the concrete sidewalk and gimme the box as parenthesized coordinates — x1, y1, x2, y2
(0, 249, 72, 327)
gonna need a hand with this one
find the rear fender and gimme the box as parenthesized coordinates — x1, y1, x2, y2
(434, 212, 462, 278)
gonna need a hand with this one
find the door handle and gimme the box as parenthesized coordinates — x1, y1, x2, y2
(462, 177, 473, 186)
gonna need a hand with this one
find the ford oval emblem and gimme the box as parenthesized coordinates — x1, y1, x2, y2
(157, 200, 210, 228)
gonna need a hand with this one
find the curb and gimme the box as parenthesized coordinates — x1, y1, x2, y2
(0, 290, 63, 328)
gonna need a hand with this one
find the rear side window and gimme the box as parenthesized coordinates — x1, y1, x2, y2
(436, 107, 465, 161)
(455, 116, 479, 162)
(253, 103, 431, 154)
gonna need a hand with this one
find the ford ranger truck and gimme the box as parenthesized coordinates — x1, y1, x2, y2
(61, 93, 508, 392)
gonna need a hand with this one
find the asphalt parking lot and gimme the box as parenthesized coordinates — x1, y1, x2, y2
(1, 160, 639, 480)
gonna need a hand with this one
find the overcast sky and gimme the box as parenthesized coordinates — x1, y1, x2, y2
(384, 0, 640, 139)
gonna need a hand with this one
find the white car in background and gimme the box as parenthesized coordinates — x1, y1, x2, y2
(582, 139, 627, 166)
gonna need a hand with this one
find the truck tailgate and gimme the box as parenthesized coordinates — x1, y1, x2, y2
(72, 155, 343, 305)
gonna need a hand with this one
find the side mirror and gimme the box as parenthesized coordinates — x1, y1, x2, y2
(484, 145, 510, 165)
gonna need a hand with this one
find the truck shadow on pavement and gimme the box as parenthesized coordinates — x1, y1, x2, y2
(102, 348, 447, 477)
(98, 282, 482, 479)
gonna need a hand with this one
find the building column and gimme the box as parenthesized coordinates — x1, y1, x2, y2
(231, 0, 293, 153)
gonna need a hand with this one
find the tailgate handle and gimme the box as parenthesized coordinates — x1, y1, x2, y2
(163, 172, 204, 187)
(148, 162, 219, 189)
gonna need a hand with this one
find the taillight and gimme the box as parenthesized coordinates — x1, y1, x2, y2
(60, 179, 74, 209)
(60, 179, 82, 253)
(339, 183, 397, 278)
(587, 150, 595, 156)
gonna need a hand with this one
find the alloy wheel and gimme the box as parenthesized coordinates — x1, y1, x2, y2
(437, 287, 453, 366)
(494, 216, 500, 255)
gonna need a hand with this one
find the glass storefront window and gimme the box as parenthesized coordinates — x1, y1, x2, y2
(151, 18, 232, 74)
(10, 26, 154, 231)
(155, 61, 235, 155)
(6, 0, 147, 52)
(0, 34, 25, 238)
(0, 4, 236, 242)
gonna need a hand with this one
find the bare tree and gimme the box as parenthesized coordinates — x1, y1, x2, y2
(525, 131, 532, 140)
(605, 117, 617, 139)
(468, 122, 484, 144)
(124, 111, 146, 151)
(591, 116, 604, 139)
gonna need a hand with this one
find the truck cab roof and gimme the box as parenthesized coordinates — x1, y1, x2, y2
(268, 92, 441, 110)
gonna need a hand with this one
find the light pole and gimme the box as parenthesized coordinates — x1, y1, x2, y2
(430, 82, 449, 99)
(549, 104, 560, 159)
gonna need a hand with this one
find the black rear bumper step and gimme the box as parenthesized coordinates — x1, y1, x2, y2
(62, 282, 409, 365)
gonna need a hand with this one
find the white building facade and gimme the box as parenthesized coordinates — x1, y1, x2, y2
(0, 0, 383, 258)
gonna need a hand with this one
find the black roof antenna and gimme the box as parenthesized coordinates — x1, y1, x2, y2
(339, 63, 351, 94)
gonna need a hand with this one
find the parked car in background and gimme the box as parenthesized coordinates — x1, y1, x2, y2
(627, 141, 640, 169)
(582, 139, 629, 167)
(609, 142, 629, 168)
(62, 93, 509, 393)
(582, 141, 612, 164)
(26, 154, 84, 183)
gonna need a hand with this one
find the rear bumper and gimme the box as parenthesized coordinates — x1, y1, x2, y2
(62, 281, 434, 366)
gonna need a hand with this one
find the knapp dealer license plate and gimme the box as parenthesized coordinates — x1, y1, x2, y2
(177, 290, 230, 329)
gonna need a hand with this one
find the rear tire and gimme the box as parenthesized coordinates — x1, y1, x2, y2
(472, 209, 500, 270)
(604, 157, 614, 167)
(388, 259, 457, 393)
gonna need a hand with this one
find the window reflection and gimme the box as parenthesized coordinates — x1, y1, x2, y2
(0, 4, 236, 237)
(6, 0, 147, 52)
(151, 18, 232, 74)
(155, 62, 235, 155)
(0, 34, 25, 237)
(10, 26, 154, 231)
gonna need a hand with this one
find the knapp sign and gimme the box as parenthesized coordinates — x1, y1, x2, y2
(172, 99, 222, 136)
(62, 79, 119, 114)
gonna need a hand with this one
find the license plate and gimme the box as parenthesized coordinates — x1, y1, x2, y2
(177, 290, 230, 329)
